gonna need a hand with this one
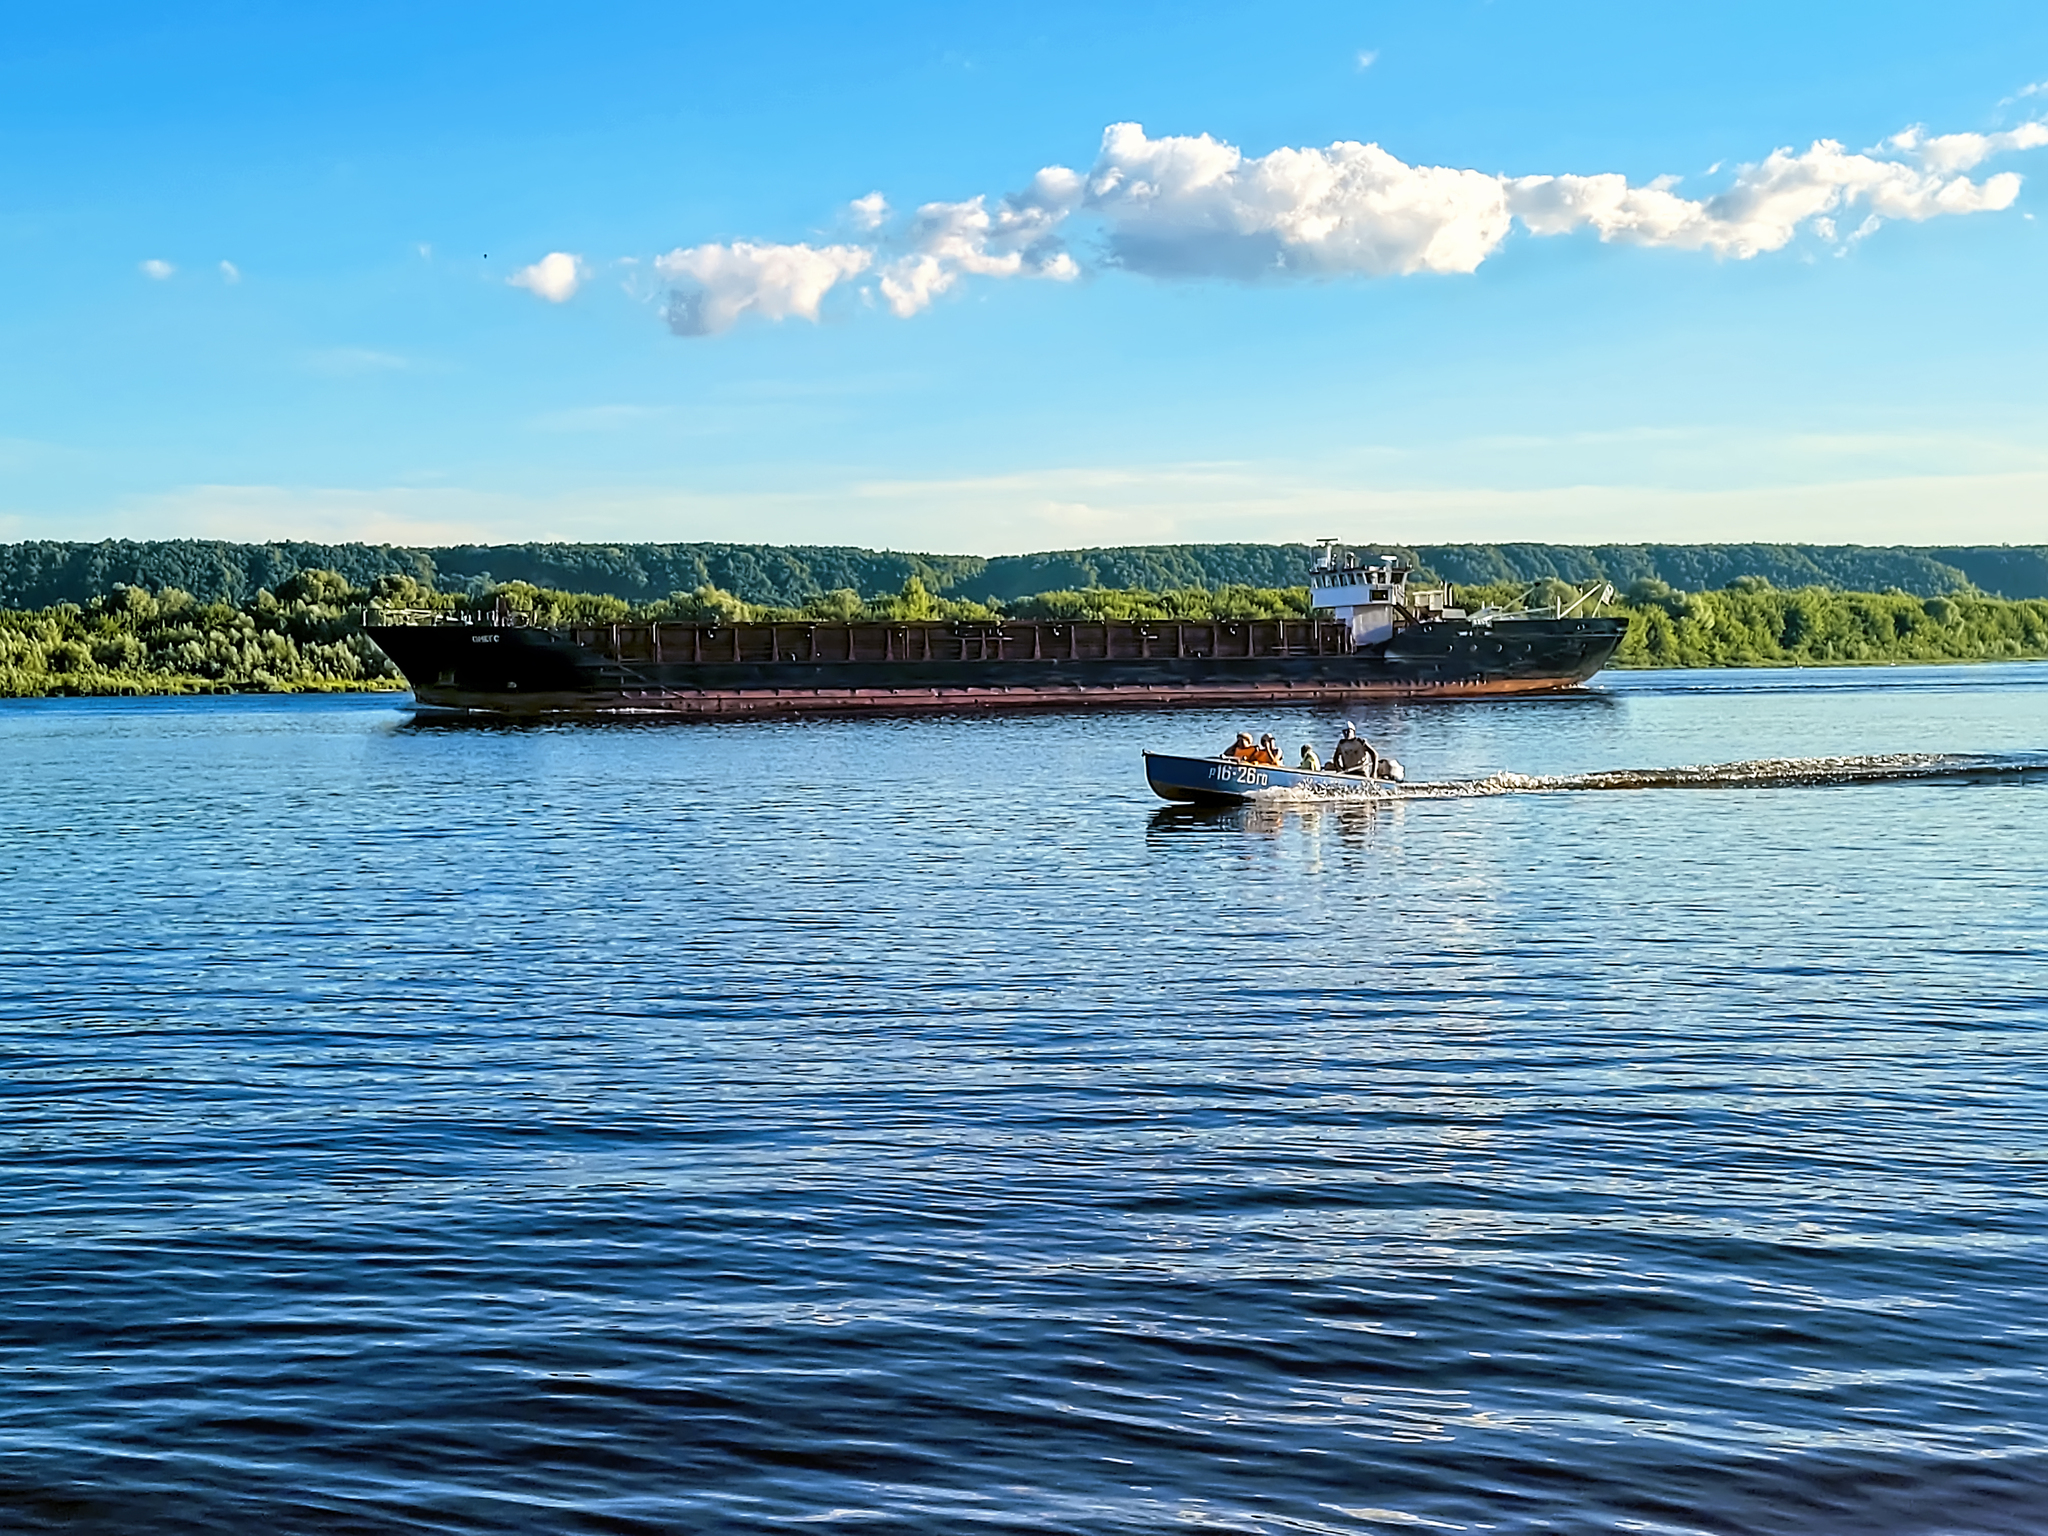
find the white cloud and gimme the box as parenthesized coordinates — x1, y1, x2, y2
(654, 240, 871, 335)
(139, 259, 174, 280)
(1072, 123, 2032, 275)
(1507, 137, 2025, 258)
(219, 260, 241, 284)
(1889, 121, 2048, 172)
(641, 107, 2045, 336)
(849, 192, 890, 231)
(1081, 122, 1514, 278)
(509, 251, 585, 303)
(1356, 49, 1378, 70)
(876, 183, 1080, 318)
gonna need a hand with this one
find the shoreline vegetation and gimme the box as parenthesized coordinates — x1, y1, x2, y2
(3, 564, 2046, 698)
(6, 538, 2048, 610)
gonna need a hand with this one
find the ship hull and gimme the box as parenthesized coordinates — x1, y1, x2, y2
(365, 615, 1627, 718)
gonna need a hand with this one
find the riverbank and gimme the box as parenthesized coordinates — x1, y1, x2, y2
(5, 568, 2045, 697)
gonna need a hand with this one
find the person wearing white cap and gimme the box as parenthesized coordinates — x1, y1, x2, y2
(1329, 722, 1377, 775)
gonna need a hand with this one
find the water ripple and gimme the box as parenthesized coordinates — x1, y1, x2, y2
(1, 671, 2045, 1533)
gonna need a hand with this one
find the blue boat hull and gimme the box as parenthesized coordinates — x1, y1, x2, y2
(1143, 752, 1397, 806)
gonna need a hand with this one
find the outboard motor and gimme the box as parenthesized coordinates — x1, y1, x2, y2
(1375, 757, 1405, 782)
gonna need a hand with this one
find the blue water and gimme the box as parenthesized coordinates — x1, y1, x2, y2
(3, 664, 2046, 1534)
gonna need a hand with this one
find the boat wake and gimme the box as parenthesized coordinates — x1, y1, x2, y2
(1397, 752, 2048, 799)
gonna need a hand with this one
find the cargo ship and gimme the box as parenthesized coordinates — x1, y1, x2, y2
(363, 544, 1627, 718)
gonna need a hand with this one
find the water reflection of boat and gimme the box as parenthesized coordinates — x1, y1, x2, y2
(1143, 751, 1401, 806)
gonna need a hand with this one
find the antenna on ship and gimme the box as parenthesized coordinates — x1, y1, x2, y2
(1313, 536, 1343, 571)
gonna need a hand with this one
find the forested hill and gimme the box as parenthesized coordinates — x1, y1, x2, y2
(4, 537, 2046, 608)
(1413, 543, 2048, 600)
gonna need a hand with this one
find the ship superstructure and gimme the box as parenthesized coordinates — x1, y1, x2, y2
(1306, 540, 1465, 646)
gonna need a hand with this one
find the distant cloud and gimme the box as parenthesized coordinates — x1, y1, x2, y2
(630, 102, 2047, 336)
(529, 403, 669, 432)
(1508, 136, 2026, 258)
(1356, 49, 1379, 70)
(849, 192, 890, 231)
(654, 240, 871, 335)
(139, 259, 174, 280)
(876, 182, 1079, 318)
(219, 260, 241, 284)
(88, 484, 519, 547)
(32, 424, 2048, 549)
(305, 347, 411, 376)
(0, 435, 79, 472)
(1886, 121, 2048, 173)
(509, 251, 585, 302)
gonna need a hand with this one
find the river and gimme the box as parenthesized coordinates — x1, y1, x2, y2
(2, 663, 2045, 1534)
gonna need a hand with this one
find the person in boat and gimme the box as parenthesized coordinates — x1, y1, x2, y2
(1329, 722, 1379, 776)
(1298, 743, 1322, 771)
(1222, 731, 1262, 762)
(1256, 733, 1284, 766)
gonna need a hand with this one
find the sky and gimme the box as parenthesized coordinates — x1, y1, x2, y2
(2, 0, 2046, 555)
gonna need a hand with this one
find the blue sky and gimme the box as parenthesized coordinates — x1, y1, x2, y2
(2, 0, 2045, 553)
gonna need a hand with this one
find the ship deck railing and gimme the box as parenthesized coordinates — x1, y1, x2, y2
(366, 609, 1369, 664)
(565, 617, 1357, 666)
(365, 607, 534, 627)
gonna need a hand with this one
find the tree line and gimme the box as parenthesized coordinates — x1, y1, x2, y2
(5, 565, 2047, 697)
(6, 537, 2047, 612)
(0, 572, 408, 696)
(1604, 577, 2048, 668)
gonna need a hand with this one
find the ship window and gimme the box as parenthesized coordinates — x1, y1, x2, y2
(1371, 588, 1389, 602)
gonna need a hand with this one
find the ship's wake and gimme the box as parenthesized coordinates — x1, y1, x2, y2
(1396, 752, 2048, 799)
